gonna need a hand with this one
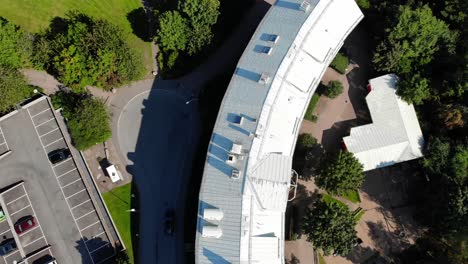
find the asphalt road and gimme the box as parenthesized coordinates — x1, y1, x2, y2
(118, 86, 200, 264)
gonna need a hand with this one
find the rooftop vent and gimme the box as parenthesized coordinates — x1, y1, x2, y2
(300, 1, 310, 12)
(231, 169, 241, 179)
(258, 73, 270, 84)
(227, 154, 236, 163)
(202, 225, 222, 238)
(268, 34, 280, 43)
(262, 46, 273, 55)
(203, 208, 224, 221)
(231, 143, 243, 155)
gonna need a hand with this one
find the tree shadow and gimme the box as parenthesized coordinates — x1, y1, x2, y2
(126, 7, 152, 42)
(321, 119, 357, 153)
(343, 245, 378, 263)
(285, 253, 301, 264)
(75, 236, 116, 264)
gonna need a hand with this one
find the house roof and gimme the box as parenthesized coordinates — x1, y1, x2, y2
(343, 74, 425, 171)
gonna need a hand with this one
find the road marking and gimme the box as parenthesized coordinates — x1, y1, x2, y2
(57, 168, 77, 178)
(91, 231, 105, 239)
(0, 229, 10, 236)
(31, 108, 50, 118)
(52, 158, 72, 168)
(40, 127, 59, 138)
(22, 236, 44, 247)
(75, 210, 96, 221)
(3, 249, 19, 258)
(67, 189, 87, 199)
(89, 242, 110, 254)
(80, 220, 100, 232)
(70, 199, 90, 210)
(0, 142, 6, 146)
(6, 194, 27, 205)
(61, 178, 81, 189)
(44, 137, 63, 148)
(17, 224, 40, 237)
(0, 126, 8, 150)
(10, 204, 31, 216)
(35, 118, 54, 128)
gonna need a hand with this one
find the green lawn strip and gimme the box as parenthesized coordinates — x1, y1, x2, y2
(102, 183, 134, 264)
(304, 94, 321, 121)
(0, 0, 153, 73)
(321, 193, 347, 209)
(354, 209, 365, 221)
(330, 53, 349, 74)
(318, 253, 326, 264)
(341, 189, 361, 203)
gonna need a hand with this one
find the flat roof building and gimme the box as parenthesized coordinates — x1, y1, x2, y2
(195, 0, 363, 263)
(343, 74, 425, 171)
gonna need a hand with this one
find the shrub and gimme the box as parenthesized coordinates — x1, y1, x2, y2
(330, 53, 349, 74)
(0, 18, 32, 69)
(356, 0, 370, 9)
(297, 134, 317, 149)
(0, 67, 33, 114)
(304, 94, 320, 121)
(324, 80, 344, 99)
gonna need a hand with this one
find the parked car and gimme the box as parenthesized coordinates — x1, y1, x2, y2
(32, 254, 57, 264)
(47, 148, 71, 164)
(164, 209, 175, 235)
(14, 215, 36, 234)
(0, 239, 17, 256)
(0, 207, 5, 222)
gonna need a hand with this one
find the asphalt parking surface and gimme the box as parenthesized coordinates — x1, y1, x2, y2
(0, 97, 114, 264)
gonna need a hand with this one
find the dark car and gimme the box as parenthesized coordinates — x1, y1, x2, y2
(0, 239, 17, 256)
(15, 215, 37, 235)
(47, 148, 71, 164)
(164, 209, 175, 235)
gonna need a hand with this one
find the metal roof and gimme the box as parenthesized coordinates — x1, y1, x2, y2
(195, 0, 363, 263)
(343, 74, 425, 171)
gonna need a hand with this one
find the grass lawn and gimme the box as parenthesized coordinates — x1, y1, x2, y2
(342, 189, 361, 203)
(102, 183, 134, 264)
(304, 94, 321, 122)
(0, 0, 153, 75)
(322, 193, 347, 209)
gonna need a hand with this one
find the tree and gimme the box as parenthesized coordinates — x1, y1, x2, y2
(450, 145, 468, 183)
(373, 5, 456, 74)
(316, 151, 364, 195)
(0, 67, 32, 113)
(38, 12, 143, 90)
(156, 11, 188, 52)
(437, 104, 467, 130)
(60, 94, 111, 150)
(0, 18, 32, 69)
(324, 80, 344, 99)
(297, 134, 317, 149)
(180, 0, 220, 55)
(422, 137, 451, 175)
(396, 73, 430, 105)
(302, 198, 357, 255)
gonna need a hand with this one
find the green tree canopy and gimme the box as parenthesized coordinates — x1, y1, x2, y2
(302, 198, 357, 256)
(316, 151, 364, 195)
(396, 73, 430, 105)
(297, 134, 317, 149)
(56, 92, 111, 150)
(373, 5, 456, 74)
(38, 12, 143, 90)
(0, 67, 32, 113)
(422, 136, 451, 175)
(0, 18, 32, 69)
(324, 80, 344, 99)
(180, 0, 220, 55)
(157, 11, 188, 52)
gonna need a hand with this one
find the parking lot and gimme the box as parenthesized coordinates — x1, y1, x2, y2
(0, 97, 115, 264)
(0, 126, 9, 156)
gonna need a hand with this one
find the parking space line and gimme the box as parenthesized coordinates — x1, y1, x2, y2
(0, 229, 10, 236)
(0, 142, 6, 146)
(80, 220, 100, 232)
(61, 178, 81, 189)
(3, 249, 19, 258)
(89, 242, 110, 254)
(31, 108, 50, 118)
(35, 118, 54, 128)
(52, 158, 72, 168)
(57, 168, 77, 178)
(18, 224, 40, 237)
(67, 189, 87, 199)
(20, 185, 49, 246)
(40, 127, 59, 137)
(6, 194, 27, 205)
(22, 236, 44, 248)
(0, 126, 8, 150)
(26, 107, 97, 264)
(75, 210, 96, 221)
(10, 204, 31, 216)
(70, 199, 90, 210)
(44, 137, 63, 148)
(91, 231, 105, 239)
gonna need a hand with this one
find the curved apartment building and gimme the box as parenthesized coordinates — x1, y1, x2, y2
(195, 0, 363, 263)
